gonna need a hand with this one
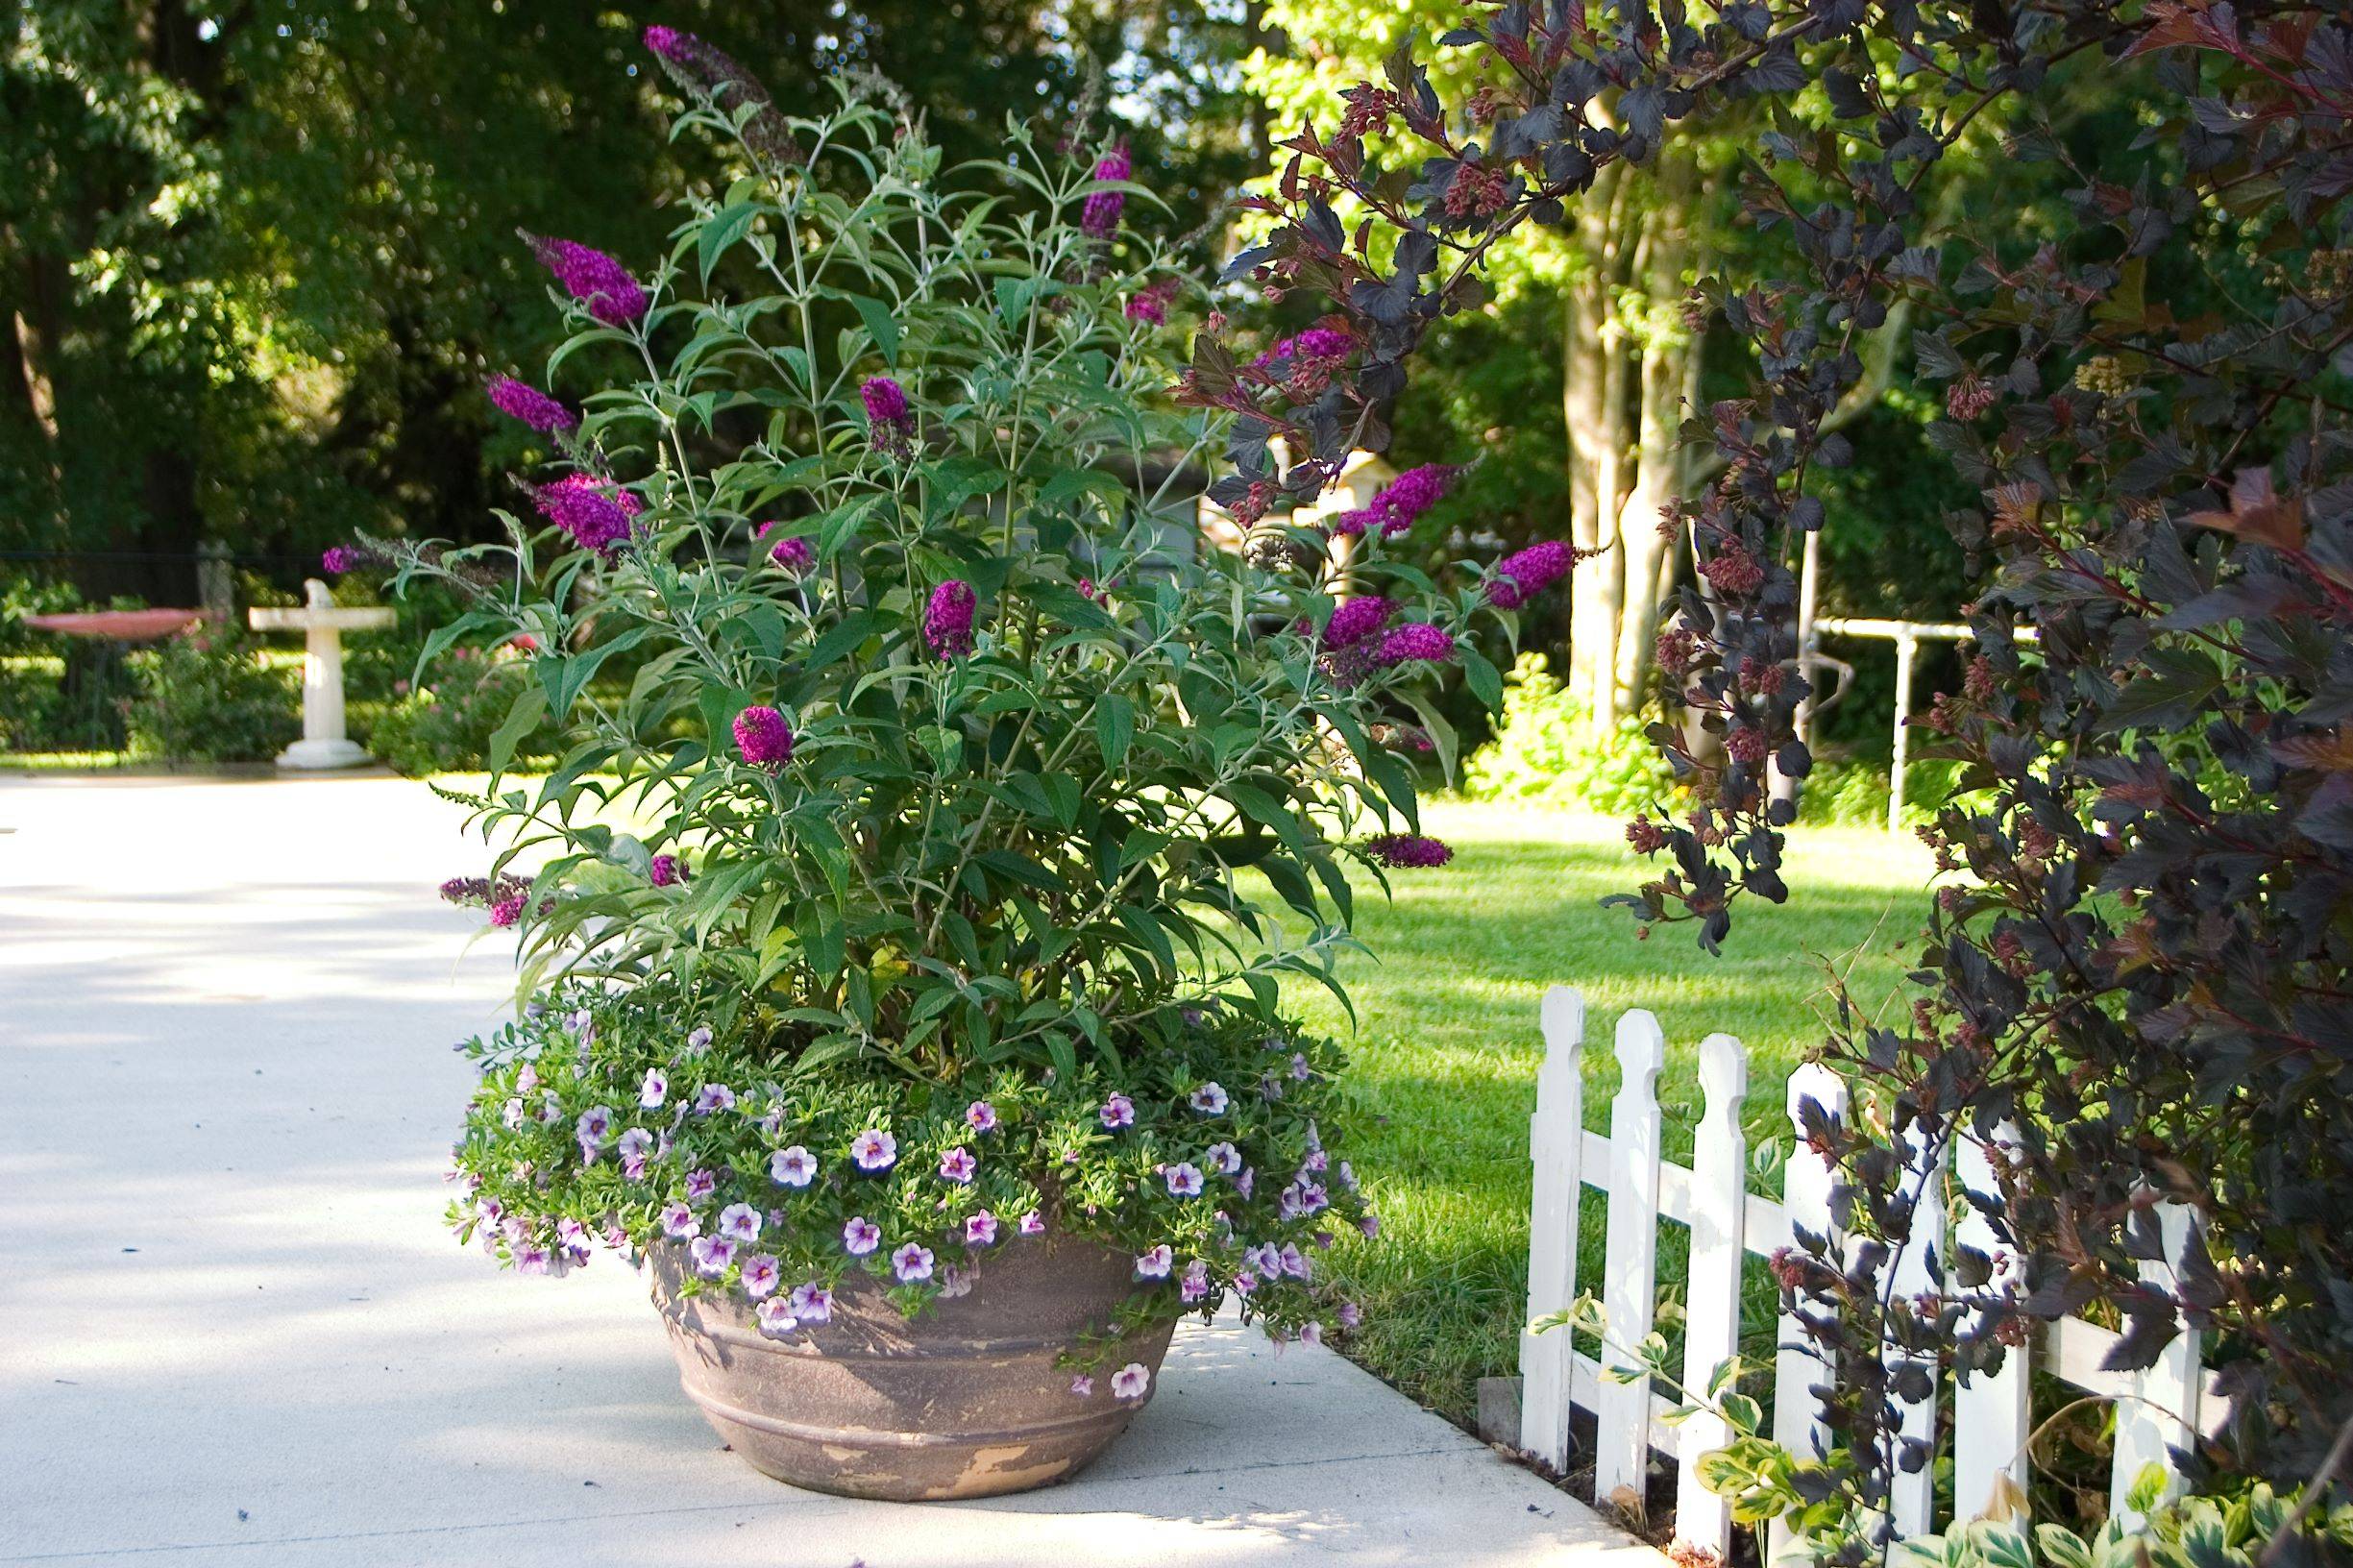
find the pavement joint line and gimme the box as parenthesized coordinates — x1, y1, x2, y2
(0, 1445, 1494, 1564)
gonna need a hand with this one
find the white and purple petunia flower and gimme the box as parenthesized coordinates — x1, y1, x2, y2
(659, 1201, 699, 1239)
(639, 1068, 668, 1109)
(892, 1242, 935, 1283)
(514, 1242, 555, 1275)
(686, 1024, 713, 1052)
(771, 1145, 817, 1188)
(1357, 1213, 1381, 1239)
(1336, 1160, 1357, 1190)
(1301, 1322, 1324, 1346)
(1135, 1244, 1173, 1280)
(1205, 1141, 1242, 1175)
(1300, 1147, 1329, 1174)
(1279, 1242, 1311, 1280)
(842, 1215, 881, 1256)
(1235, 1167, 1256, 1200)
(1164, 1162, 1205, 1197)
(966, 1099, 998, 1134)
(739, 1253, 781, 1298)
(617, 1126, 652, 1175)
(575, 1106, 616, 1148)
(850, 1129, 897, 1172)
(1250, 1242, 1285, 1281)
(755, 1297, 799, 1338)
(718, 1202, 763, 1243)
(1018, 1210, 1046, 1237)
(1289, 1052, 1312, 1081)
(1098, 1094, 1135, 1130)
(965, 1210, 998, 1248)
(1069, 1374, 1094, 1398)
(1337, 1301, 1363, 1329)
(693, 1083, 737, 1115)
(1188, 1082, 1229, 1115)
(1180, 1259, 1213, 1303)
(789, 1282, 833, 1323)
(938, 1146, 976, 1184)
(684, 1167, 717, 1201)
(516, 1064, 539, 1093)
(1110, 1362, 1151, 1401)
(689, 1235, 737, 1278)
(936, 1262, 972, 1299)
(502, 1096, 526, 1130)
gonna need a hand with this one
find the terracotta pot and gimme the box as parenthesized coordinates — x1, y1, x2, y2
(648, 1238, 1176, 1501)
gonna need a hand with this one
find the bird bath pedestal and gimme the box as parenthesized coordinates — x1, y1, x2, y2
(249, 580, 395, 772)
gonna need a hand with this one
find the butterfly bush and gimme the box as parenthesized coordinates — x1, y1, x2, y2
(387, 54, 1557, 1359)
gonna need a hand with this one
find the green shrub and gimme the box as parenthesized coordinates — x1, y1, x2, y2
(365, 645, 554, 777)
(1461, 652, 1683, 816)
(123, 630, 299, 763)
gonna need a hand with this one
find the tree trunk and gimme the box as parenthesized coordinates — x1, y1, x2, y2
(1562, 161, 1629, 737)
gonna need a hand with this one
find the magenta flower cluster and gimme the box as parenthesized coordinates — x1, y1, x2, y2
(1331, 463, 1457, 539)
(923, 580, 977, 659)
(755, 522, 814, 573)
(1319, 596, 1393, 650)
(321, 546, 357, 575)
(521, 233, 649, 328)
(532, 474, 642, 555)
(1372, 622, 1457, 667)
(486, 376, 577, 435)
(1082, 146, 1131, 237)
(860, 376, 911, 451)
(1361, 833, 1454, 869)
(732, 705, 795, 767)
(641, 27, 798, 165)
(1485, 539, 1576, 608)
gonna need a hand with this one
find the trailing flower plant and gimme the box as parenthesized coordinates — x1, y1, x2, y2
(381, 37, 1558, 1374)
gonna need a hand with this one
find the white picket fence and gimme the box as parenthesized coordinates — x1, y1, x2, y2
(1517, 987, 2227, 1560)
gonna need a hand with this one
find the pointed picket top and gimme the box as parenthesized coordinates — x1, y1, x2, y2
(1770, 1060, 1850, 1566)
(1519, 986, 1588, 1470)
(1675, 1031, 1752, 1560)
(1592, 1009, 1669, 1507)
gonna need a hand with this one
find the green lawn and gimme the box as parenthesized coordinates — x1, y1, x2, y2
(1275, 799, 1939, 1428)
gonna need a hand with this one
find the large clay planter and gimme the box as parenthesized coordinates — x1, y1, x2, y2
(649, 1238, 1176, 1501)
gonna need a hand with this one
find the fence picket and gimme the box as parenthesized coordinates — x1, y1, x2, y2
(1952, 1121, 2029, 1521)
(1674, 1032, 1750, 1560)
(1519, 986, 1588, 1471)
(1592, 1010, 1669, 1507)
(2110, 1202, 2202, 1531)
(1770, 1062, 1849, 1566)
(1886, 1124, 1946, 1538)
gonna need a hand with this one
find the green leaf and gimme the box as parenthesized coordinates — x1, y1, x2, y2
(1096, 693, 1134, 765)
(847, 294, 900, 364)
(797, 903, 845, 980)
(698, 202, 762, 284)
(488, 682, 548, 778)
(1400, 688, 1459, 782)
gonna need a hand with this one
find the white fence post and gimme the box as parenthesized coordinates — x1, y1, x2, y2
(1519, 986, 1587, 1471)
(1886, 1123, 1947, 1539)
(1592, 1010, 1668, 1507)
(2110, 1202, 2202, 1531)
(1952, 1121, 2029, 1521)
(1770, 1062, 1849, 1566)
(1674, 1032, 1750, 1561)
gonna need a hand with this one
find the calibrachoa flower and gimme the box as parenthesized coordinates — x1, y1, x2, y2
(639, 1067, 668, 1109)
(693, 1083, 737, 1115)
(1069, 1374, 1094, 1397)
(1320, 597, 1393, 650)
(1189, 1082, 1228, 1115)
(770, 1145, 817, 1187)
(520, 232, 649, 328)
(756, 1297, 799, 1338)
(732, 705, 794, 767)
(659, 1201, 699, 1240)
(1362, 833, 1454, 869)
(842, 1215, 881, 1255)
(1081, 145, 1130, 237)
(1484, 539, 1575, 609)
(1164, 1162, 1205, 1197)
(1110, 1362, 1151, 1400)
(922, 580, 976, 658)
(892, 1242, 935, 1283)
(754, 522, 813, 573)
(1337, 1301, 1362, 1329)
(850, 1129, 897, 1172)
(1180, 1260, 1213, 1303)
(1373, 622, 1457, 667)
(532, 473, 642, 555)
(1098, 1093, 1136, 1130)
(486, 375, 577, 434)
(1135, 1244, 1173, 1279)
(739, 1254, 781, 1298)
(966, 1100, 998, 1134)
(575, 1106, 615, 1148)
(1018, 1210, 1046, 1237)
(685, 1168, 718, 1201)
(965, 1210, 999, 1247)
(617, 1127, 652, 1178)
(789, 1282, 833, 1323)
(939, 1146, 977, 1184)
(717, 1203, 763, 1243)
(1205, 1140, 1241, 1175)
(650, 853, 685, 887)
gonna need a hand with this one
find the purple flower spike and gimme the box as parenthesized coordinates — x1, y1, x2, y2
(1373, 623, 1457, 667)
(1082, 146, 1132, 237)
(754, 522, 814, 573)
(321, 546, 356, 575)
(923, 580, 977, 659)
(1363, 833, 1454, 869)
(860, 376, 911, 453)
(1319, 597, 1393, 651)
(1486, 539, 1575, 608)
(532, 474, 642, 555)
(520, 233, 649, 328)
(642, 27, 799, 165)
(732, 705, 795, 767)
(486, 376, 577, 434)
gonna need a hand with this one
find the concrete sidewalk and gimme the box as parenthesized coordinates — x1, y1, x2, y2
(0, 776, 1654, 1568)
